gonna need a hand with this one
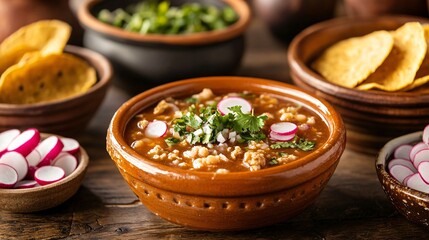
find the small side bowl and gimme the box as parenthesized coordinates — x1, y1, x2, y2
(376, 131, 429, 228)
(0, 45, 112, 135)
(0, 133, 89, 213)
(106, 76, 346, 231)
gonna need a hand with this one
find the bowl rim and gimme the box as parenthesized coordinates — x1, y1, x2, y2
(288, 15, 429, 106)
(0, 45, 112, 110)
(77, 0, 251, 46)
(0, 133, 89, 194)
(376, 130, 429, 199)
(108, 76, 345, 180)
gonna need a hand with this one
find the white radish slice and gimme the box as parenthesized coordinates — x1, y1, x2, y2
(52, 153, 77, 177)
(423, 124, 429, 146)
(217, 97, 252, 115)
(14, 180, 37, 189)
(0, 164, 18, 188)
(407, 173, 429, 194)
(144, 121, 168, 138)
(60, 137, 80, 155)
(270, 122, 298, 136)
(6, 128, 40, 156)
(412, 149, 429, 169)
(0, 129, 21, 156)
(269, 131, 295, 142)
(36, 136, 64, 167)
(0, 151, 28, 181)
(388, 158, 417, 173)
(389, 164, 414, 184)
(26, 149, 42, 167)
(393, 144, 413, 160)
(34, 166, 65, 186)
(403, 174, 412, 186)
(409, 142, 428, 161)
(418, 161, 429, 184)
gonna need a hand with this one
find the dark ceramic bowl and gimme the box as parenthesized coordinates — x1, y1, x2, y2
(0, 45, 112, 135)
(376, 131, 429, 228)
(106, 76, 346, 231)
(77, 0, 251, 89)
(344, 0, 428, 18)
(288, 15, 429, 154)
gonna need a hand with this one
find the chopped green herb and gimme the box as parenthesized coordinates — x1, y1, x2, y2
(269, 158, 279, 165)
(279, 152, 288, 157)
(184, 97, 197, 104)
(165, 137, 180, 146)
(270, 136, 316, 151)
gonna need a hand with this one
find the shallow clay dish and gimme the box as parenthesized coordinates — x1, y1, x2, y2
(0, 133, 89, 213)
(106, 76, 346, 231)
(0, 45, 112, 135)
(288, 15, 429, 154)
(376, 131, 429, 228)
(77, 0, 251, 90)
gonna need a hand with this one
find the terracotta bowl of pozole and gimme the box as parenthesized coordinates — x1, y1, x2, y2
(106, 76, 346, 231)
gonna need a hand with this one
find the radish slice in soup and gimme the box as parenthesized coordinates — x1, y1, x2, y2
(270, 131, 295, 142)
(217, 97, 252, 115)
(0, 129, 20, 156)
(14, 180, 37, 189)
(423, 124, 429, 146)
(270, 122, 298, 136)
(7, 128, 40, 157)
(36, 136, 64, 167)
(0, 164, 18, 188)
(34, 166, 65, 186)
(390, 164, 414, 184)
(0, 151, 28, 181)
(410, 142, 428, 162)
(144, 121, 168, 138)
(412, 149, 429, 169)
(418, 161, 429, 184)
(407, 173, 429, 193)
(60, 137, 80, 155)
(393, 144, 413, 160)
(388, 158, 417, 173)
(52, 153, 77, 176)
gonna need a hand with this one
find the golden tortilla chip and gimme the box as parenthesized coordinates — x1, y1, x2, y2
(0, 53, 96, 104)
(358, 22, 426, 91)
(312, 30, 393, 88)
(0, 20, 71, 76)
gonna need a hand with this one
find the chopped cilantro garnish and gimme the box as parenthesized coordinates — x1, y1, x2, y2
(184, 97, 197, 104)
(270, 136, 315, 151)
(165, 137, 180, 146)
(269, 158, 279, 165)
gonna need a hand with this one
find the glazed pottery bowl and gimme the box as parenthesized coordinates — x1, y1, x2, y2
(376, 131, 429, 228)
(288, 15, 429, 154)
(0, 45, 112, 135)
(0, 133, 89, 213)
(77, 0, 251, 89)
(106, 76, 346, 231)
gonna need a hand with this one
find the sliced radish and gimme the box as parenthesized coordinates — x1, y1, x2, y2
(144, 121, 168, 138)
(403, 174, 413, 186)
(60, 137, 80, 155)
(418, 161, 429, 184)
(388, 158, 417, 173)
(407, 173, 429, 194)
(423, 124, 429, 146)
(14, 180, 37, 189)
(393, 144, 413, 160)
(36, 136, 64, 167)
(0, 129, 21, 156)
(409, 142, 428, 161)
(389, 164, 414, 184)
(34, 166, 65, 186)
(270, 122, 298, 136)
(52, 153, 77, 176)
(26, 166, 38, 180)
(412, 149, 429, 169)
(0, 163, 18, 188)
(6, 128, 40, 157)
(0, 151, 28, 181)
(270, 131, 295, 142)
(217, 97, 252, 115)
(26, 149, 42, 167)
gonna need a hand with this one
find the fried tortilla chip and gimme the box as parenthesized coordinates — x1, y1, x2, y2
(0, 20, 71, 76)
(312, 30, 393, 88)
(0, 53, 96, 104)
(358, 22, 426, 91)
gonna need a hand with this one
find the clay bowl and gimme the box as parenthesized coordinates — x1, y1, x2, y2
(106, 76, 346, 231)
(288, 15, 429, 154)
(376, 131, 429, 228)
(0, 133, 89, 213)
(344, 0, 428, 18)
(77, 0, 251, 91)
(0, 45, 112, 135)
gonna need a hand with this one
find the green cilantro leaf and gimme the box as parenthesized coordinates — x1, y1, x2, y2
(270, 136, 315, 151)
(165, 137, 180, 146)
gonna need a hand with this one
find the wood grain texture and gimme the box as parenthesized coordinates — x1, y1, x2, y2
(0, 17, 427, 240)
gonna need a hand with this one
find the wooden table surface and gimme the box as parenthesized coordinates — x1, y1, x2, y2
(2, 19, 429, 240)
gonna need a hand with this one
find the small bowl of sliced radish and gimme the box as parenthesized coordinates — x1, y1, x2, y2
(0, 128, 89, 213)
(376, 125, 429, 228)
